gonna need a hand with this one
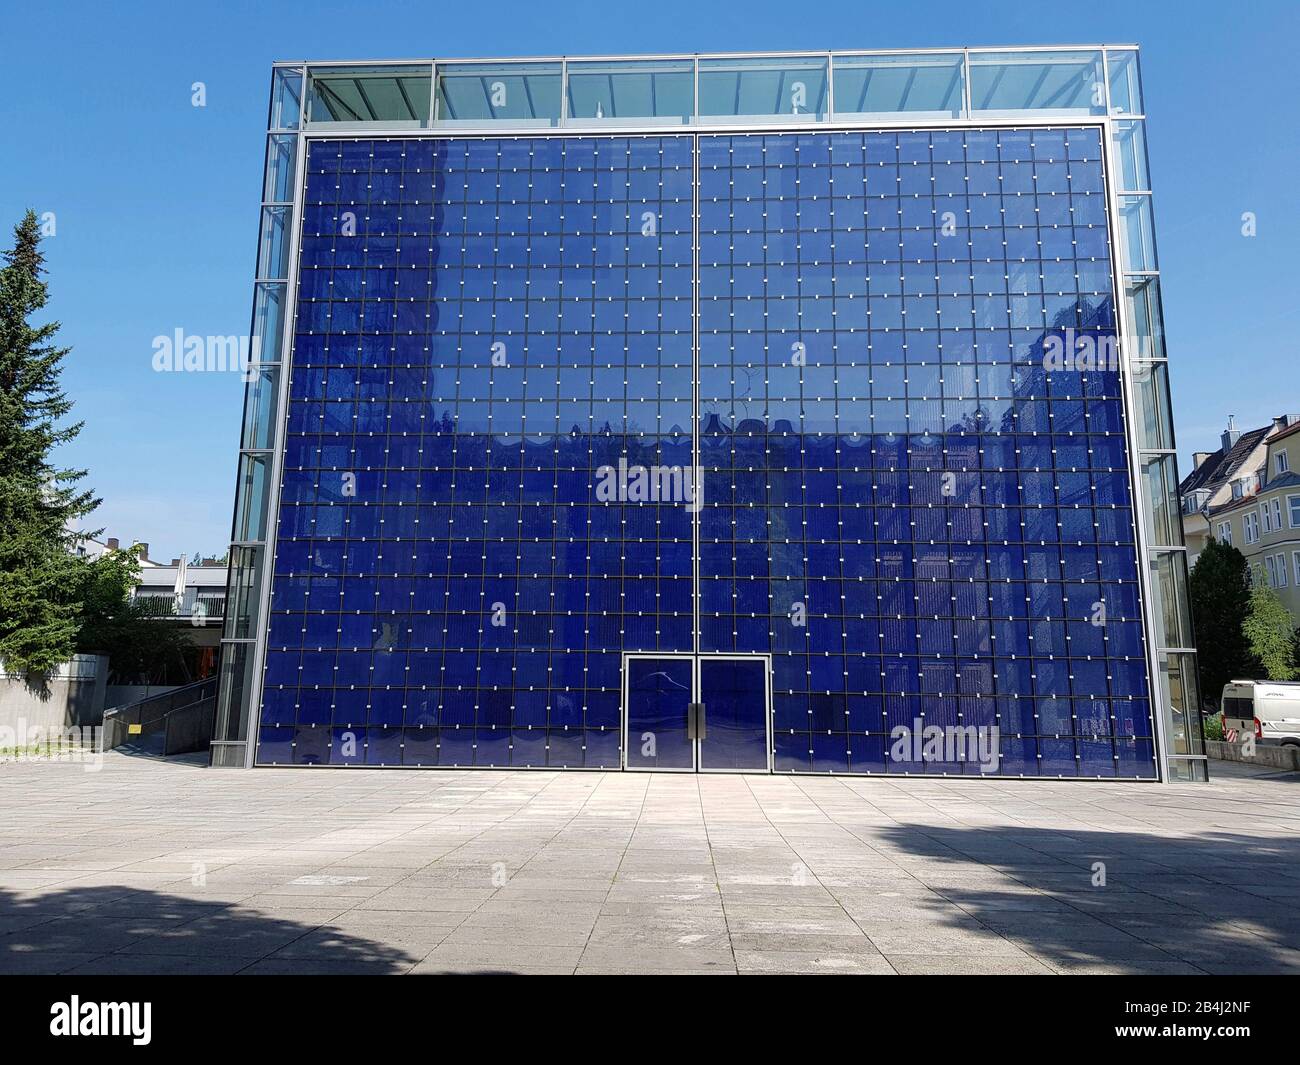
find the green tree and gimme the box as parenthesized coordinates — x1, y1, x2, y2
(1244, 580, 1298, 681)
(76, 545, 193, 685)
(0, 210, 98, 675)
(1188, 538, 1255, 704)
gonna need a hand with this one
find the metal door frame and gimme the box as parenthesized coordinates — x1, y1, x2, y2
(621, 652, 772, 773)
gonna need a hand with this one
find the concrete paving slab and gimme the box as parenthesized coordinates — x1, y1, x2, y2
(0, 754, 1296, 975)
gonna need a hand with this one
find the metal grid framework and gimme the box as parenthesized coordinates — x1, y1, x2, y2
(212, 45, 1205, 781)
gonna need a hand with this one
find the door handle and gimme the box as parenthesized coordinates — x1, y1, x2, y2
(687, 702, 706, 741)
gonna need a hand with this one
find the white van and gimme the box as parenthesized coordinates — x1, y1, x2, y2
(1220, 680, 1300, 746)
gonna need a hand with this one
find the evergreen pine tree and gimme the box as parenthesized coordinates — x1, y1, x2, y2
(0, 210, 98, 675)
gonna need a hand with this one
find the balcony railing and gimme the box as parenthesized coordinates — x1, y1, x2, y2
(134, 590, 226, 621)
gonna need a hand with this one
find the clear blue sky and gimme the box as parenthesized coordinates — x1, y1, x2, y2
(1, 0, 1295, 561)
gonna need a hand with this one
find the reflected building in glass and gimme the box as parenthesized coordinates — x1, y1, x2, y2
(213, 47, 1206, 781)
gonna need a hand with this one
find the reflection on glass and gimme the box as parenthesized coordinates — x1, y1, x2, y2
(1132, 361, 1174, 452)
(1142, 454, 1183, 547)
(224, 546, 265, 642)
(1113, 120, 1149, 192)
(832, 53, 964, 117)
(257, 207, 292, 280)
(1125, 278, 1166, 361)
(1149, 550, 1193, 648)
(435, 62, 562, 125)
(233, 454, 271, 542)
(269, 67, 303, 131)
(263, 134, 298, 203)
(698, 659, 768, 770)
(240, 365, 280, 451)
(1120, 195, 1157, 273)
(244, 129, 1165, 779)
(698, 56, 828, 120)
(566, 59, 694, 123)
(1107, 49, 1143, 115)
(307, 66, 431, 125)
(213, 642, 254, 741)
(969, 49, 1105, 115)
(251, 283, 287, 364)
(1160, 652, 1204, 755)
(625, 657, 694, 769)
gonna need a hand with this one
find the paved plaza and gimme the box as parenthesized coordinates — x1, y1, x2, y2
(1, 754, 1298, 974)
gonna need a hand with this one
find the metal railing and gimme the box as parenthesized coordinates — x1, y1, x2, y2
(102, 677, 218, 756)
(134, 591, 226, 620)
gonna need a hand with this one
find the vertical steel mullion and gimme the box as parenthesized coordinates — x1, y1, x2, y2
(559, 57, 568, 127)
(692, 652, 701, 773)
(428, 60, 438, 126)
(1100, 46, 1112, 117)
(621, 653, 629, 769)
(826, 53, 835, 121)
(691, 132, 700, 686)
(961, 48, 973, 118)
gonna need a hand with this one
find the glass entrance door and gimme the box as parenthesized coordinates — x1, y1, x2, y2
(624, 655, 696, 770)
(698, 656, 770, 771)
(622, 654, 770, 772)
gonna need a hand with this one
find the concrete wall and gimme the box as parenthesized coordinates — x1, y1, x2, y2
(0, 654, 109, 734)
(1206, 739, 1300, 772)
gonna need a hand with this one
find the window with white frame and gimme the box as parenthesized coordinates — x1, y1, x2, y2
(1289, 494, 1300, 528)
(1294, 551, 1300, 587)
(1278, 450, 1290, 475)
(1217, 519, 1233, 545)
(1277, 554, 1289, 588)
(1245, 510, 1260, 543)
(1272, 498, 1283, 531)
(1262, 503, 1273, 534)
(1265, 555, 1278, 587)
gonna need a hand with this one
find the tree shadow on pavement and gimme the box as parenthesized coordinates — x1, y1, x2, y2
(0, 885, 417, 975)
(874, 822, 1300, 974)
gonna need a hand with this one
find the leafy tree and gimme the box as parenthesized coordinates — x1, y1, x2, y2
(1188, 538, 1255, 704)
(76, 545, 193, 685)
(0, 210, 98, 675)
(1244, 580, 1298, 681)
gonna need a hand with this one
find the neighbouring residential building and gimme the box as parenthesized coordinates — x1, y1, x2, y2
(213, 46, 1205, 780)
(1181, 416, 1300, 620)
(78, 536, 227, 677)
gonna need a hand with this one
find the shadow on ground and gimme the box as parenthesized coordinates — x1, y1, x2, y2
(876, 822, 1300, 973)
(0, 885, 417, 975)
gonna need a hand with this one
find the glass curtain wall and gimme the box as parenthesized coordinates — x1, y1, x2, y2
(1105, 48, 1205, 780)
(258, 136, 694, 767)
(212, 66, 301, 767)
(250, 126, 1157, 778)
(697, 127, 1152, 775)
(216, 49, 1199, 780)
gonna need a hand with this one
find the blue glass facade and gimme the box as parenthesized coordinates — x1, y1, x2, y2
(250, 126, 1157, 777)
